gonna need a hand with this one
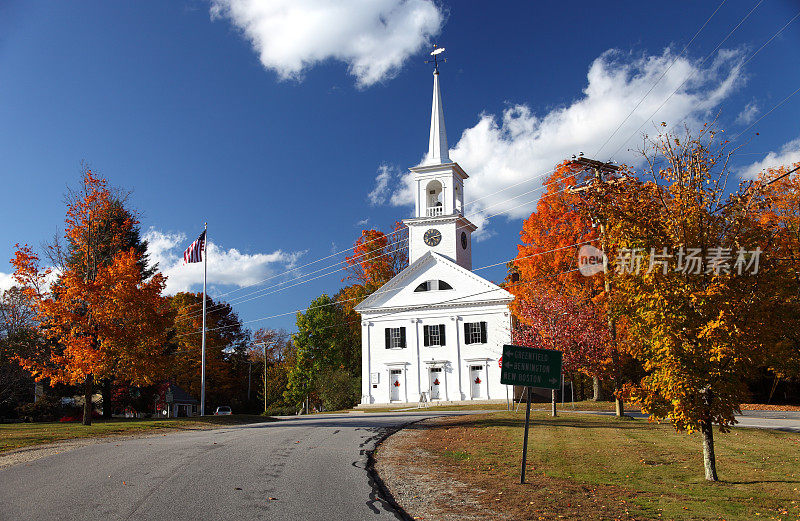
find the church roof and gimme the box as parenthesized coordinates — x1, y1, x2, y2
(354, 251, 513, 314)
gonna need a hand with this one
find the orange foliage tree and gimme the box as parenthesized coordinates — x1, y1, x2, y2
(12, 170, 173, 425)
(751, 161, 800, 380)
(588, 124, 782, 480)
(343, 222, 408, 289)
(337, 222, 409, 370)
(168, 292, 250, 410)
(511, 161, 614, 400)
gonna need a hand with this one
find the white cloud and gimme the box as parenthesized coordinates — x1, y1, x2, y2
(209, 0, 444, 87)
(0, 272, 15, 294)
(740, 137, 800, 180)
(355, 218, 370, 227)
(144, 228, 306, 295)
(382, 48, 745, 231)
(735, 101, 759, 125)
(368, 164, 395, 205)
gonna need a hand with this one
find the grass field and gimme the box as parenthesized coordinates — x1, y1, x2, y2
(406, 411, 799, 520)
(0, 414, 269, 453)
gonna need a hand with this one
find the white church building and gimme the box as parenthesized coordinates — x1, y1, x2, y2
(356, 65, 513, 405)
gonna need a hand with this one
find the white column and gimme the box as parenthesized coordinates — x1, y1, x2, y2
(413, 319, 422, 399)
(416, 179, 422, 217)
(403, 366, 409, 403)
(362, 321, 372, 404)
(452, 315, 463, 401)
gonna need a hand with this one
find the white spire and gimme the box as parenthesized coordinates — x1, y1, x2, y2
(424, 69, 450, 165)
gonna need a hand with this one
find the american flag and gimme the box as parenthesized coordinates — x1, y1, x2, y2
(183, 230, 206, 264)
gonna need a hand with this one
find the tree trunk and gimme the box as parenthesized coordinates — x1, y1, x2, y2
(101, 378, 112, 419)
(615, 396, 624, 417)
(82, 374, 94, 426)
(700, 419, 718, 481)
(551, 389, 557, 416)
(592, 377, 603, 401)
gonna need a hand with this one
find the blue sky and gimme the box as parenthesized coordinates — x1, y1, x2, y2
(1, 1, 799, 333)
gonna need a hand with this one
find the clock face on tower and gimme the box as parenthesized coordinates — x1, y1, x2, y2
(461, 232, 467, 249)
(423, 228, 442, 246)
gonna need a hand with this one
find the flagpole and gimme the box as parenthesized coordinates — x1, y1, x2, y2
(201, 222, 207, 416)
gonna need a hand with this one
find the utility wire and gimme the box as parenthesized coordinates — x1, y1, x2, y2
(607, 0, 765, 161)
(177, 172, 585, 322)
(175, 242, 595, 338)
(593, 0, 728, 158)
(175, 166, 560, 315)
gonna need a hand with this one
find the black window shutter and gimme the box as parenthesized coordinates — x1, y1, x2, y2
(439, 324, 446, 346)
(423, 325, 430, 347)
(480, 322, 488, 343)
(385, 328, 391, 349)
(400, 327, 407, 348)
(464, 323, 471, 345)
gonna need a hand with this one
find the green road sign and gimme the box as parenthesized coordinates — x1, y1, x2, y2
(500, 344, 562, 389)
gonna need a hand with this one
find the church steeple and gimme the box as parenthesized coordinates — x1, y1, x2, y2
(424, 69, 450, 166)
(404, 46, 476, 270)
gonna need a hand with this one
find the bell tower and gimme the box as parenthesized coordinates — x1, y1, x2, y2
(403, 50, 476, 270)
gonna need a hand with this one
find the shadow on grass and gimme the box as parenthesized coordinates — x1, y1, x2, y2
(402, 414, 647, 432)
(724, 479, 800, 485)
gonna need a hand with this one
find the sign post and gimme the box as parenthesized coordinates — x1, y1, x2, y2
(501, 344, 562, 484)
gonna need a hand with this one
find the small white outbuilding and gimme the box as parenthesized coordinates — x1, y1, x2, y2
(356, 67, 513, 406)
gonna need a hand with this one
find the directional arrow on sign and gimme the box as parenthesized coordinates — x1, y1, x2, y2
(549, 378, 559, 385)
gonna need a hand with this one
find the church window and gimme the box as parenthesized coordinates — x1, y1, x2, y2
(423, 324, 446, 347)
(414, 280, 453, 292)
(385, 327, 406, 349)
(464, 322, 487, 345)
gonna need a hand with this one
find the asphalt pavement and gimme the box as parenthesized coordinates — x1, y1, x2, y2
(0, 411, 470, 521)
(2, 408, 798, 521)
(569, 409, 800, 432)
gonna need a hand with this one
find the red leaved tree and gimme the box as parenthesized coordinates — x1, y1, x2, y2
(12, 169, 173, 425)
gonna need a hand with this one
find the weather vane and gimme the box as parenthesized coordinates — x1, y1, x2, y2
(425, 44, 446, 72)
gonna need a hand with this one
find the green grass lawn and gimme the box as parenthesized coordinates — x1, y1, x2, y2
(0, 414, 269, 453)
(419, 412, 800, 520)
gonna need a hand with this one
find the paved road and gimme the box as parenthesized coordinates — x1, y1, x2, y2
(570, 409, 800, 432)
(0, 411, 467, 521)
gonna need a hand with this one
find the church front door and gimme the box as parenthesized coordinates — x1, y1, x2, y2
(390, 369, 402, 401)
(429, 367, 442, 400)
(470, 365, 484, 399)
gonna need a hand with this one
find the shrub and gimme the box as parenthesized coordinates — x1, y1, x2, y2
(264, 405, 298, 416)
(318, 370, 360, 411)
(16, 395, 63, 422)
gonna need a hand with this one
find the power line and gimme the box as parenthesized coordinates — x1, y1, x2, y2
(731, 85, 800, 144)
(174, 165, 561, 316)
(177, 170, 585, 322)
(712, 164, 800, 214)
(593, 0, 729, 158)
(607, 0, 765, 161)
(175, 241, 594, 338)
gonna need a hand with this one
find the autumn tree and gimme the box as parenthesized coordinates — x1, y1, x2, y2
(0, 287, 40, 416)
(13, 244, 173, 426)
(169, 292, 250, 410)
(248, 328, 291, 412)
(512, 289, 611, 411)
(589, 124, 779, 480)
(35, 165, 159, 418)
(752, 162, 800, 381)
(344, 222, 408, 289)
(511, 161, 623, 403)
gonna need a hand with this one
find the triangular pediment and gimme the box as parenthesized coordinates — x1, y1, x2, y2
(354, 252, 513, 313)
